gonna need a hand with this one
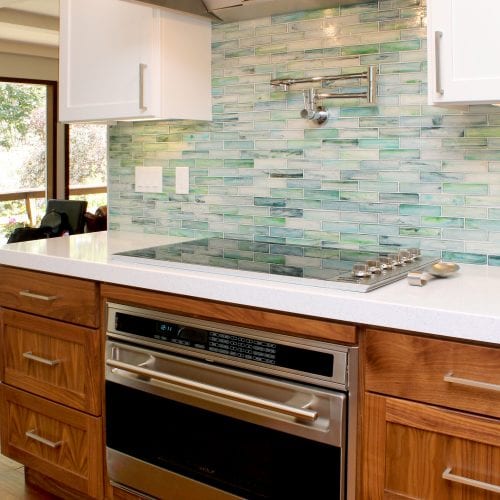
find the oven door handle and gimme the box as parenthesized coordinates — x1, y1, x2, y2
(106, 358, 318, 422)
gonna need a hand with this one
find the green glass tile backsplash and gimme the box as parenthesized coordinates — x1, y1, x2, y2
(108, 0, 500, 265)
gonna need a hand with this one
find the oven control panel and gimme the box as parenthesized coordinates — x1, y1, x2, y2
(107, 304, 350, 384)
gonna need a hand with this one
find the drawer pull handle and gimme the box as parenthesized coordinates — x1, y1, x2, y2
(25, 429, 62, 449)
(443, 373, 500, 393)
(19, 290, 58, 302)
(23, 351, 60, 367)
(442, 467, 500, 494)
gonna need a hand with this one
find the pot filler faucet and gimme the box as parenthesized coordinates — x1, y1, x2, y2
(271, 65, 377, 125)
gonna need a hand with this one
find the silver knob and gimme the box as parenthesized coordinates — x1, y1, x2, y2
(366, 259, 381, 274)
(352, 263, 370, 277)
(379, 256, 393, 270)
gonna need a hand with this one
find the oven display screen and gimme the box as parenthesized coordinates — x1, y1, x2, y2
(114, 312, 334, 377)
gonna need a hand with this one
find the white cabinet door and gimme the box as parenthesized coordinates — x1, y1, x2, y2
(427, 0, 500, 104)
(59, 0, 212, 122)
(60, 0, 161, 122)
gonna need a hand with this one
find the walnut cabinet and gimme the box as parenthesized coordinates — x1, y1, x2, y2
(360, 328, 500, 499)
(0, 266, 103, 498)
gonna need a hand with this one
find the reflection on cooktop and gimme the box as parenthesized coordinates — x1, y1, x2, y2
(112, 238, 439, 292)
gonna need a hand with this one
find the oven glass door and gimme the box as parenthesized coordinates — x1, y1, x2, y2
(106, 380, 342, 499)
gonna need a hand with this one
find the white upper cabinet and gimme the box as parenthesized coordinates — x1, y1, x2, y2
(427, 0, 500, 105)
(59, 0, 212, 122)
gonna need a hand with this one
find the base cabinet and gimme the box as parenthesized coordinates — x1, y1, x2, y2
(0, 266, 103, 499)
(0, 385, 103, 498)
(361, 328, 500, 499)
(362, 393, 500, 499)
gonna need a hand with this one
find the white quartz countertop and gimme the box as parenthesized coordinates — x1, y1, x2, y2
(1, 231, 499, 346)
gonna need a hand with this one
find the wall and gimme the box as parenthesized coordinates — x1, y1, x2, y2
(108, 0, 500, 266)
(0, 52, 58, 81)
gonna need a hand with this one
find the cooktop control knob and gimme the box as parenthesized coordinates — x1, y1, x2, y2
(352, 263, 370, 277)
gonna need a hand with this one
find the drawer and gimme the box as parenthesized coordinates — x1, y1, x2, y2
(0, 384, 103, 498)
(0, 266, 99, 327)
(0, 309, 101, 415)
(364, 329, 500, 418)
(365, 394, 500, 499)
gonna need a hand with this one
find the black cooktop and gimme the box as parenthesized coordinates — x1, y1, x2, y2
(112, 238, 439, 292)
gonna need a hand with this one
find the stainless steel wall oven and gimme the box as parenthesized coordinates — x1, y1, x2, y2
(105, 303, 358, 499)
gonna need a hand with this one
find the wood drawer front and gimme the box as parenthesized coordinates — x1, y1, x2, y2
(0, 266, 99, 327)
(365, 329, 500, 418)
(363, 394, 500, 499)
(0, 385, 103, 498)
(0, 310, 101, 415)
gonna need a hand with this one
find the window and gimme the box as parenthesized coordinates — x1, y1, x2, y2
(0, 79, 56, 240)
(67, 123, 107, 213)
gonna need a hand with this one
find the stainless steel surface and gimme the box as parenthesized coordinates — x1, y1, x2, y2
(443, 373, 500, 393)
(25, 429, 62, 448)
(108, 449, 243, 500)
(435, 31, 444, 95)
(112, 238, 440, 293)
(19, 290, 57, 301)
(22, 351, 60, 366)
(131, 0, 365, 22)
(106, 302, 357, 499)
(271, 68, 376, 121)
(270, 70, 372, 91)
(442, 467, 500, 494)
(106, 357, 319, 422)
(107, 303, 350, 389)
(106, 339, 346, 445)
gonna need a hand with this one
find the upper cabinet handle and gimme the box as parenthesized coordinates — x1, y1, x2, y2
(443, 373, 500, 393)
(139, 63, 147, 111)
(19, 290, 57, 302)
(443, 467, 500, 494)
(434, 31, 444, 95)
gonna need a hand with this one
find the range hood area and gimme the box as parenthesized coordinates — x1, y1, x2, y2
(132, 0, 364, 22)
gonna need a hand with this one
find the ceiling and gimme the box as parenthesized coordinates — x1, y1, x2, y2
(0, 0, 59, 59)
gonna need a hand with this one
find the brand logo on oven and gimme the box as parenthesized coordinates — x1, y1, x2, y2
(198, 464, 216, 475)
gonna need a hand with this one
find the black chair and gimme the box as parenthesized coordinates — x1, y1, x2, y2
(46, 199, 88, 235)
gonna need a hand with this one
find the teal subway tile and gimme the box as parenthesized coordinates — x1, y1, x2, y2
(254, 216, 286, 226)
(303, 189, 339, 200)
(421, 217, 464, 228)
(270, 227, 304, 238)
(465, 219, 500, 231)
(443, 183, 489, 195)
(304, 129, 340, 139)
(340, 233, 379, 246)
(254, 197, 286, 207)
(380, 149, 420, 160)
(380, 39, 421, 53)
(360, 203, 399, 214)
(465, 127, 500, 137)
(340, 191, 378, 202)
(341, 44, 380, 56)
(465, 150, 500, 161)
(442, 251, 487, 265)
(270, 208, 303, 218)
(340, 106, 379, 117)
(489, 256, 500, 266)
(399, 227, 442, 237)
(358, 138, 400, 148)
(359, 223, 400, 236)
(380, 193, 419, 203)
(360, 9, 399, 22)
(400, 204, 441, 216)
(323, 222, 359, 233)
